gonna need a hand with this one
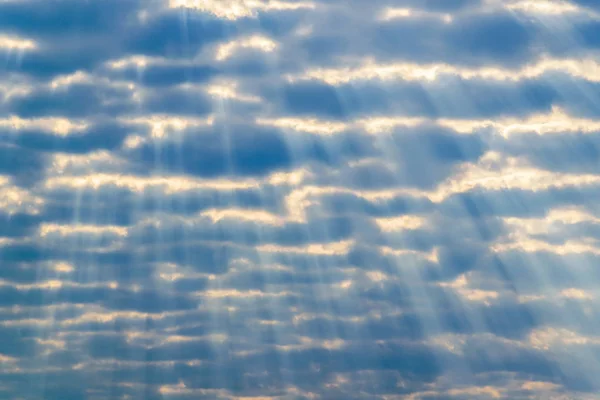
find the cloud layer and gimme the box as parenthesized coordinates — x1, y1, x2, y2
(2, 0, 600, 398)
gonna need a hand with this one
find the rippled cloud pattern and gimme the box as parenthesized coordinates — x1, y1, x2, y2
(3, 0, 600, 399)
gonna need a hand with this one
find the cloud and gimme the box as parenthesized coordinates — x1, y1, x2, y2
(105, 63, 220, 88)
(278, 77, 560, 120)
(2, 0, 600, 398)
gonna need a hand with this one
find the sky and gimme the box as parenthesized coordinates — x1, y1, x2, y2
(2, 0, 600, 399)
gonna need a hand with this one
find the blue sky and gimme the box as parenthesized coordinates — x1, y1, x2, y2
(2, 0, 600, 399)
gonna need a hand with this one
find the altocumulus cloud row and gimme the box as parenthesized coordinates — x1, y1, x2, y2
(2, 0, 600, 399)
